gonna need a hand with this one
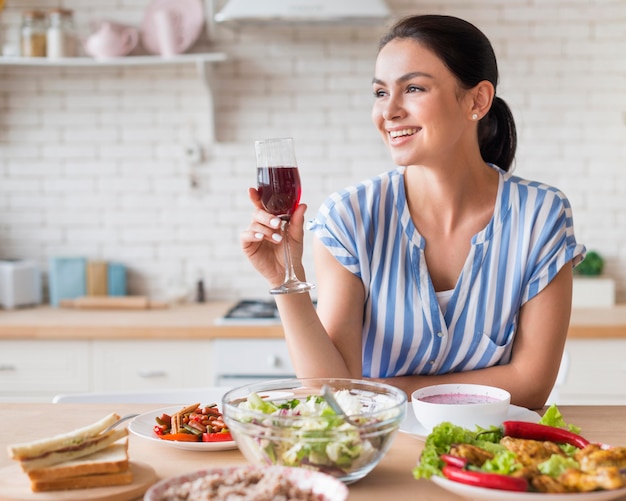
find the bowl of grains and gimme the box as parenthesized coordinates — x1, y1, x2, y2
(143, 465, 349, 501)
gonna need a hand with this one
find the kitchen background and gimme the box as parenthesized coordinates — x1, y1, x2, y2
(0, 0, 625, 305)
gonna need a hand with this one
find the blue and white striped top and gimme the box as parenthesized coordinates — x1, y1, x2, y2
(308, 166, 585, 378)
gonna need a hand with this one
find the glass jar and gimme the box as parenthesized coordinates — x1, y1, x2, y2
(20, 10, 47, 57)
(46, 8, 77, 58)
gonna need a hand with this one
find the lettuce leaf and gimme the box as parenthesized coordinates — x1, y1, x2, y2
(413, 421, 504, 479)
(538, 454, 579, 477)
(539, 404, 581, 434)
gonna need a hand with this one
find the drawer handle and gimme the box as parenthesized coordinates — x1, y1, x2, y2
(266, 355, 281, 368)
(0, 363, 16, 372)
(137, 370, 167, 378)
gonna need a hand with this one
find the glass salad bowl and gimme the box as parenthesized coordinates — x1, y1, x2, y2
(221, 377, 407, 484)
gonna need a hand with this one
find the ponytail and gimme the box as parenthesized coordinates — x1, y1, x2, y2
(478, 96, 517, 172)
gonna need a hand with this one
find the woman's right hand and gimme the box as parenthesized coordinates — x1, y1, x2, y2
(240, 187, 308, 288)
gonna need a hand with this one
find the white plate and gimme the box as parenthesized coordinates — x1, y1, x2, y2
(141, 0, 204, 55)
(399, 403, 541, 440)
(144, 465, 349, 501)
(432, 476, 626, 501)
(128, 405, 238, 451)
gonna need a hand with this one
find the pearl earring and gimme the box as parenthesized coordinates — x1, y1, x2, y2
(472, 113, 479, 120)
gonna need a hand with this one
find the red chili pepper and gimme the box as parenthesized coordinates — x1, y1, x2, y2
(202, 431, 233, 442)
(440, 454, 468, 468)
(442, 465, 528, 492)
(153, 424, 166, 436)
(502, 421, 590, 449)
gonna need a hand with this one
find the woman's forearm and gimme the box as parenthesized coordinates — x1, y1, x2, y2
(275, 292, 355, 378)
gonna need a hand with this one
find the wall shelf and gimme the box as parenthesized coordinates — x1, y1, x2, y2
(0, 52, 228, 143)
(0, 52, 226, 67)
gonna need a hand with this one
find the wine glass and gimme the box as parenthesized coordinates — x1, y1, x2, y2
(255, 137, 315, 295)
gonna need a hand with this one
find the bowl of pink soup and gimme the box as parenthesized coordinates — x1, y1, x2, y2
(411, 384, 510, 433)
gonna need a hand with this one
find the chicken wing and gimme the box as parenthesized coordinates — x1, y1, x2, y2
(559, 466, 625, 492)
(575, 444, 626, 472)
(500, 436, 566, 468)
(448, 443, 494, 467)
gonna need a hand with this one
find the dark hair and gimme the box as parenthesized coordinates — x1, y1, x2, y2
(379, 15, 517, 171)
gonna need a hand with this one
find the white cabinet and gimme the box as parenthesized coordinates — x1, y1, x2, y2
(558, 339, 626, 405)
(0, 339, 213, 402)
(0, 340, 90, 401)
(212, 338, 295, 387)
(92, 340, 212, 392)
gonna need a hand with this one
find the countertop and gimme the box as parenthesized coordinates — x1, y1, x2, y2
(1, 403, 625, 500)
(0, 301, 625, 340)
(0, 301, 284, 340)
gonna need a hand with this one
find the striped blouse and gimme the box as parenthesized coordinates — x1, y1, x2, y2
(308, 166, 585, 378)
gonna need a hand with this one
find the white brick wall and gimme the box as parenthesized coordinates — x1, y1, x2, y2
(1, 0, 625, 303)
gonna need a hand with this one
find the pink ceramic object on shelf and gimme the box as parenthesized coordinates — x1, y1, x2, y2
(84, 21, 139, 59)
(141, 0, 204, 57)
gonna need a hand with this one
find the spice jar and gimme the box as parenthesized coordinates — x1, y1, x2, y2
(20, 10, 47, 57)
(46, 8, 77, 58)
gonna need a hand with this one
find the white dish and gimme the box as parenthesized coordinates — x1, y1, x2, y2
(399, 402, 541, 440)
(128, 405, 238, 451)
(432, 475, 626, 501)
(144, 465, 349, 501)
(141, 0, 204, 55)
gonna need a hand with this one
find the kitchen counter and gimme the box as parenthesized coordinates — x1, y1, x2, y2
(0, 301, 625, 339)
(0, 301, 284, 340)
(1, 403, 625, 500)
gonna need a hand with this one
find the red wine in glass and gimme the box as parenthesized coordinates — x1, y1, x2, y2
(257, 166, 301, 220)
(254, 137, 314, 295)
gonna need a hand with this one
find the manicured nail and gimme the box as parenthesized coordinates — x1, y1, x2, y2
(272, 233, 283, 242)
(270, 218, 280, 228)
(254, 232, 264, 240)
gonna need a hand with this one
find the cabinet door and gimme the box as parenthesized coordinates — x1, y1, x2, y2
(0, 340, 89, 401)
(559, 339, 626, 404)
(92, 340, 212, 392)
(211, 338, 295, 385)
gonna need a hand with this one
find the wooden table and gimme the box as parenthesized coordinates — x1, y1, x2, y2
(1, 404, 626, 500)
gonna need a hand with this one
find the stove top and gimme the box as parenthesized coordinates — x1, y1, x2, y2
(215, 299, 317, 325)
(215, 299, 280, 325)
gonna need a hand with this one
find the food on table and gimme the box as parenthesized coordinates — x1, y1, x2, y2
(158, 466, 334, 501)
(228, 389, 399, 475)
(414, 404, 626, 493)
(153, 402, 232, 442)
(26, 442, 131, 492)
(418, 393, 502, 404)
(6, 413, 132, 492)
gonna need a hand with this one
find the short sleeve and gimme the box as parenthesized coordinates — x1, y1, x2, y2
(522, 189, 586, 304)
(307, 191, 363, 278)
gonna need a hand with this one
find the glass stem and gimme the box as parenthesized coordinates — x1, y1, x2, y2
(281, 219, 299, 284)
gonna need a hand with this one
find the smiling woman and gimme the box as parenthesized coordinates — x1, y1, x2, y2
(241, 14, 586, 411)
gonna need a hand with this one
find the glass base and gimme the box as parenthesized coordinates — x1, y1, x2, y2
(269, 280, 315, 295)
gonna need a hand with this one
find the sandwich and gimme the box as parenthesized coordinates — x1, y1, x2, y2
(8, 412, 127, 472)
(27, 442, 132, 492)
(7, 413, 132, 492)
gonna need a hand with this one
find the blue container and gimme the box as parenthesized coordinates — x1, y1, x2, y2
(107, 262, 126, 296)
(48, 257, 87, 307)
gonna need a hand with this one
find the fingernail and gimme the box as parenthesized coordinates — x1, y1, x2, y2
(272, 233, 283, 242)
(254, 232, 264, 240)
(270, 218, 280, 228)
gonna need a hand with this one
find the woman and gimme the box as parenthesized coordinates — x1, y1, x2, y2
(241, 15, 585, 409)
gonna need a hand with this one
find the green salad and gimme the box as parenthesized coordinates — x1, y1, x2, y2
(232, 389, 400, 475)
